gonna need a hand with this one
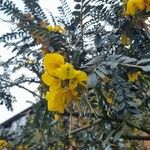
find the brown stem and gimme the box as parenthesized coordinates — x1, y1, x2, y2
(66, 118, 150, 141)
(67, 119, 101, 135)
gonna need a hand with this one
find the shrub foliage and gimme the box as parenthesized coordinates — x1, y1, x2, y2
(0, 0, 150, 149)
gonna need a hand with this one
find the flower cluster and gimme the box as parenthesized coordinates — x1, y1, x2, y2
(125, 0, 150, 15)
(128, 71, 142, 82)
(47, 25, 65, 33)
(17, 145, 29, 150)
(42, 53, 88, 113)
(0, 140, 7, 150)
(32, 25, 64, 46)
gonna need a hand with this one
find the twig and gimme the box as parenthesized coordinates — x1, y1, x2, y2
(126, 122, 150, 134)
(68, 111, 73, 137)
(0, 18, 16, 24)
(67, 118, 150, 141)
(67, 118, 101, 135)
(16, 84, 42, 99)
(0, 78, 43, 100)
(84, 90, 99, 119)
(121, 135, 150, 140)
(119, 63, 144, 70)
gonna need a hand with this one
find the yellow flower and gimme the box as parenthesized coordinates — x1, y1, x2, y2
(43, 53, 64, 76)
(42, 72, 61, 90)
(54, 114, 61, 121)
(145, 0, 150, 11)
(106, 97, 113, 104)
(104, 91, 114, 104)
(42, 52, 88, 114)
(53, 25, 65, 33)
(55, 63, 76, 80)
(73, 70, 88, 87)
(120, 34, 130, 46)
(17, 145, 29, 150)
(126, 0, 144, 15)
(76, 70, 88, 85)
(45, 90, 65, 113)
(128, 71, 142, 82)
(134, 0, 145, 10)
(47, 25, 54, 31)
(47, 25, 65, 33)
(0, 140, 7, 150)
(45, 89, 78, 113)
(125, 0, 150, 15)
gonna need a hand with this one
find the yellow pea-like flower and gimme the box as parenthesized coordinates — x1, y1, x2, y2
(55, 63, 76, 80)
(42, 72, 61, 91)
(54, 114, 61, 121)
(47, 25, 65, 33)
(128, 71, 142, 82)
(125, 0, 150, 15)
(45, 88, 78, 113)
(43, 53, 64, 76)
(17, 145, 29, 150)
(0, 140, 7, 150)
(53, 25, 65, 33)
(42, 53, 88, 114)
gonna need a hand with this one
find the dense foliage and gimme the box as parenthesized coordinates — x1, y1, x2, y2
(0, 0, 150, 149)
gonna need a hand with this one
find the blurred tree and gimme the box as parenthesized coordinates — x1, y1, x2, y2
(0, 0, 150, 149)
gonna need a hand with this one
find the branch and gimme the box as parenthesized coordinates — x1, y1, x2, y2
(126, 122, 150, 134)
(67, 119, 101, 135)
(122, 135, 150, 140)
(16, 84, 42, 99)
(84, 90, 98, 119)
(119, 63, 144, 71)
(67, 118, 150, 141)
(0, 17, 16, 24)
(64, 113, 150, 141)
(0, 78, 43, 100)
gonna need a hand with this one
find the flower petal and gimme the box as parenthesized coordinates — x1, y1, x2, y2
(42, 72, 61, 90)
(55, 63, 76, 80)
(43, 53, 64, 75)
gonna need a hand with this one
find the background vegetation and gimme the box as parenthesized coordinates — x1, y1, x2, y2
(0, 0, 150, 149)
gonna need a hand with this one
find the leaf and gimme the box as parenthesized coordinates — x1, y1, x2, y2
(74, 4, 81, 9)
(128, 107, 142, 118)
(83, 5, 91, 16)
(97, 65, 108, 75)
(118, 56, 137, 64)
(83, 0, 91, 8)
(117, 102, 126, 111)
(123, 58, 137, 64)
(87, 73, 98, 88)
(72, 11, 80, 16)
(126, 100, 137, 107)
(94, 34, 101, 48)
(110, 62, 118, 69)
(137, 59, 150, 65)
(113, 129, 125, 142)
(94, 69, 105, 79)
(140, 65, 150, 72)
(104, 130, 115, 144)
(81, 56, 104, 68)
(117, 95, 124, 102)
(74, 0, 81, 2)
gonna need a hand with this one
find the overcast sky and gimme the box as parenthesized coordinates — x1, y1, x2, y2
(0, 0, 73, 123)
